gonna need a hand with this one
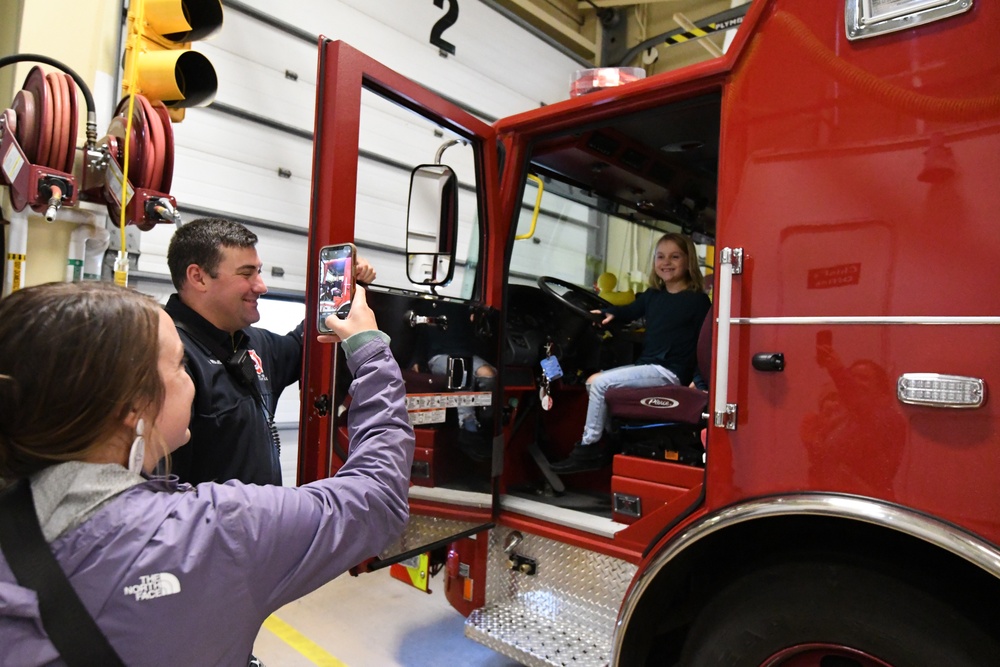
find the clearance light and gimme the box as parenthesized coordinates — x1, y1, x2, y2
(570, 67, 645, 98)
(897, 373, 985, 408)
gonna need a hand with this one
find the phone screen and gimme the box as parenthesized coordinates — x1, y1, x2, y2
(318, 244, 356, 332)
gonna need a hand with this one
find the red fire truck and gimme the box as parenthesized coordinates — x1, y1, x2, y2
(300, 1, 1000, 664)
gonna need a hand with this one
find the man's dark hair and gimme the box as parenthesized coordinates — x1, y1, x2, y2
(167, 218, 258, 290)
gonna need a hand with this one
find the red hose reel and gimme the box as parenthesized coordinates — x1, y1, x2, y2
(101, 94, 178, 231)
(1, 66, 78, 219)
(1, 64, 178, 230)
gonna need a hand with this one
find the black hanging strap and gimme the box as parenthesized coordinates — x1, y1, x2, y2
(174, 321, 269, 409)
(0, 479, 126, 666)
(174, 320, 280, 451)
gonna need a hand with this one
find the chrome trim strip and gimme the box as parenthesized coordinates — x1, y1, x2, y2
(408, 486, 492, 509)
(713, 248, 737, 427)
(733, 316, 1000, 325)
(500, 495, 629, 538)
(613, 494, 1000, 663)
(846, 0, 973, 41)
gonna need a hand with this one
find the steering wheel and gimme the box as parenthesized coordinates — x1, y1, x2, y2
(537, 276, 609, 323)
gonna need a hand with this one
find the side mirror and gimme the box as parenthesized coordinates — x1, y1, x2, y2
(406, 164, 458, 286)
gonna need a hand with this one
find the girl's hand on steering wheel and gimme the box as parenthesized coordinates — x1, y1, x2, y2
(591, 310, 614, 327)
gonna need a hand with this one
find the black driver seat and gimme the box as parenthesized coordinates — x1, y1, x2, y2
(603, 310, 713, 466)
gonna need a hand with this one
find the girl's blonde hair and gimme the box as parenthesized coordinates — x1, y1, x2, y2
(648, 232, 705, 293)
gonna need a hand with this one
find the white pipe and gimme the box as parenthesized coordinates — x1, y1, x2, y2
(66, 222, 110, 282)
(83, 226, 110, 280)
(3, 207, 29, 297)
(49, 205, 102, 225)
(713, 247, 734, 424)
(67, 224, 87, 282)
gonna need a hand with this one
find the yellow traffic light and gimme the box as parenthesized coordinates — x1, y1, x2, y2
(122, 0, 223, 110)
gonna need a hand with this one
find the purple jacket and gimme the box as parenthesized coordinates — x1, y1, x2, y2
(0, 336, 414, 666)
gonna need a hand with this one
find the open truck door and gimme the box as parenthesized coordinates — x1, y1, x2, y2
(300, 40, 501, 593)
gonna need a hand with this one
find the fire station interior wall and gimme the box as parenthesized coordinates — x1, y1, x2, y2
(133, 1, 585, 285)
(2, 0, 121, 287)
(126, 0, 586, 425)
(6, 0, 587, 428)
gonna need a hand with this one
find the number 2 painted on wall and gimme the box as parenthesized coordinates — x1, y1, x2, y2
(430, 0, 458, 55)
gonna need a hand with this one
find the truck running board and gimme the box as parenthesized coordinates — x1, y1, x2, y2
(465, 528, 637, 667)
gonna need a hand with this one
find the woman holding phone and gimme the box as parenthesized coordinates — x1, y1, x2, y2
(0, 281, 413, 665)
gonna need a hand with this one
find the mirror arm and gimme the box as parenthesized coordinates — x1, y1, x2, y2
(434, 139, 465, 164)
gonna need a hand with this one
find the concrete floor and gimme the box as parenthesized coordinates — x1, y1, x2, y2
(252, 568, 523, 667)
(260, 429, 523, 667)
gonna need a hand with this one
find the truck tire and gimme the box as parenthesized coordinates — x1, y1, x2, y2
(677, 560, 999, 666)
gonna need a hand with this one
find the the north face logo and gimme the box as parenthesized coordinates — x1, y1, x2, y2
(640, 397, 680, 409)
(123, 572, 182, 601)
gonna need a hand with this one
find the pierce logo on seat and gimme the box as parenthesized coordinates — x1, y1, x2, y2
(640, 397, 679, 409)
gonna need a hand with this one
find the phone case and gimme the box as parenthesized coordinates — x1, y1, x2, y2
(317, 244, 356, 333)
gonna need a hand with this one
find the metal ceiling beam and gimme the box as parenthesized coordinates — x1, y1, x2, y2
(673, 12, 724, 56)
(500, 0, 598, 57)
(577, 0, 684, 8)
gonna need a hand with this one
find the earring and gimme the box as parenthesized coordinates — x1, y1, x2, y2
(128, 418, 145, 474)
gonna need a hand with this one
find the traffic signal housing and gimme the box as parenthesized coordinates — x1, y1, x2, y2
(122, 0, 223, 113)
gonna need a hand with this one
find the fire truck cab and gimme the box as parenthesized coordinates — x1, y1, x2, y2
(302, 1, 1000, 665)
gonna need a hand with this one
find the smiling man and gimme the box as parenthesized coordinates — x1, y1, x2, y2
(164, 218, 304, 486)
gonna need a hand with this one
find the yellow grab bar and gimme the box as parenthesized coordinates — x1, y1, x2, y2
(515, 174, 544, 241)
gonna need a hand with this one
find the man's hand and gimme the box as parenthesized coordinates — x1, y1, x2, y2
(318, 286, 379, 343)
(355, 257, 377, 285)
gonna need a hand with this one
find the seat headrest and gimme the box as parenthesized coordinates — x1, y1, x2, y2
(696, 309, 713, 382)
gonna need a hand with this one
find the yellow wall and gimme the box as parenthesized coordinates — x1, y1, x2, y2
(3, 0, 120, 287)
(0, 0, 24, 105)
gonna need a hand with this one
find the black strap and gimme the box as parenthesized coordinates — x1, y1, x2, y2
(0, 479, 126, 666)
(174, 320, 280, 453)
(174, 321, 269, 408)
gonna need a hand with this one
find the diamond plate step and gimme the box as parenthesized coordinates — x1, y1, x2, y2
(463, 527, 638, 667)
(467, 602, 612, 667)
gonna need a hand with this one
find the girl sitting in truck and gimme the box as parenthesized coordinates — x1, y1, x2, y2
(549, 233, 711, 474)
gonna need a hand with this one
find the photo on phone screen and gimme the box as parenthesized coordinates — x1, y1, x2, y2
(318, 244, 356, 333)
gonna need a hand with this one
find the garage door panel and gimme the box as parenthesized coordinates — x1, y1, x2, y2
(253, 226, 309, 292)
(205, 43, 317, 133)
(135, 216, 307, 294)
(224, 0, 543, 118)
(136, 1, 575, 299)
(336, 0, 581, 108)
(174, 110, 313, 176)
(172, 150, 311, 229)
(209, 11, 319, 86)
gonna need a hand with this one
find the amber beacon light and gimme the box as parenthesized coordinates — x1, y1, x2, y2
(122, 0, 223, 117)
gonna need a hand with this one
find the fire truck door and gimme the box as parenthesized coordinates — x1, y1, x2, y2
(300, 40, 501, 564)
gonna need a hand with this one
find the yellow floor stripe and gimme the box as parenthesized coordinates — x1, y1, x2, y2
(263, 614, 349, 667)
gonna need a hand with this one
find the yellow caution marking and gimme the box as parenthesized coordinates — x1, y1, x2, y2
(690, 28, 708, 37)
(262, 614, 349, 667)
(404, 553, 430, 592)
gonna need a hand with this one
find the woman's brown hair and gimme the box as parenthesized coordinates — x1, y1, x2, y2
(0, 282, 164, 480)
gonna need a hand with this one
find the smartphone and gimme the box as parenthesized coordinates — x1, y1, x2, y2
(317, 243, 356, 333)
